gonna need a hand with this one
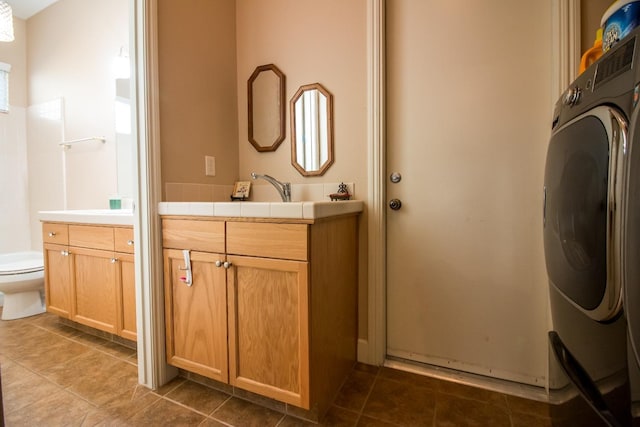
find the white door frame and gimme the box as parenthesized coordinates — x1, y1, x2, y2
(132, 0, 177, 388)
(364, 0, 580, 375)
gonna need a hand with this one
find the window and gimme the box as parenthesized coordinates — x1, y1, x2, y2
(0, 62, 10, 113)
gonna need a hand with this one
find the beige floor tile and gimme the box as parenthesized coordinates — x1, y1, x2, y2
(363, 377, 436, 426)
(333, 368, 377, 412)
(212, 397, 285, 426)
(41, 349, 120, 388)
(2, 366, 63, 414)
(4, 388, 94, 426)
(126, 397, 206, 425)
(165, 380, 230, 415)
(434, 393, 510, 427)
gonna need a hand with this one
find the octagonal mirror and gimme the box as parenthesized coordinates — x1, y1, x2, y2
(248, 64, 286, 152)
(290, 83, 334, 176)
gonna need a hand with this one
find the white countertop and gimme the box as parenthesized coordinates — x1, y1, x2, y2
(38, 209, 134, 225)
(158, 200, 364, 219)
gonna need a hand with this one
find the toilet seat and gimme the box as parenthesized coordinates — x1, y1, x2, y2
(0, 263, 44, 275)
(0, 253, 44, 276)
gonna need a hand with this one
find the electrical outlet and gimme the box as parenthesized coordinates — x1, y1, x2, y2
(205, 156, 216, 176)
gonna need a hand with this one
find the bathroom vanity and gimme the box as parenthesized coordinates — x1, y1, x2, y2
(39, 210, 136, 341)
(159, 200, 362, 415)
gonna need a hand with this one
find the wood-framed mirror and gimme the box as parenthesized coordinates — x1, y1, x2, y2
(290, 83, 334, 176)
(248, 64, 286, 152)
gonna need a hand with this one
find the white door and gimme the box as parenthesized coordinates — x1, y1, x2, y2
(385, 1, 551, 385)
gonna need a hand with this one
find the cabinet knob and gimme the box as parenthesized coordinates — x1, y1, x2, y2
(111, 258, 118, 264)
(127, 240, 134, 246)
(60, 250, 69, 256)
(215, 260, 223, 268)
(48, 232, 56, 237)
(223, 261, 232, 269)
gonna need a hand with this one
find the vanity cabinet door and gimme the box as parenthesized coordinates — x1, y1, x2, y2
(43, 243, 73, 318)
(164, 249, 228, 382)
(227, 254, 310, 409)
(72, 247, 118, 334)
(117, 252, 136, 341)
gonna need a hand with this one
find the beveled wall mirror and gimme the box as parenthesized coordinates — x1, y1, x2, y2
(290, 83, 334, 176)
(248, 64, 286, 152)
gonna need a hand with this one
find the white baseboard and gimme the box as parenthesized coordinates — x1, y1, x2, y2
(357, 338, 371, 364)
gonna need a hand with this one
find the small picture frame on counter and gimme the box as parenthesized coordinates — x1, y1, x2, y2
(231, 181, 251, 201)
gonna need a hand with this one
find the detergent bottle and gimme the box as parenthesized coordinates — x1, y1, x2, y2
(579, 28, 604, 74)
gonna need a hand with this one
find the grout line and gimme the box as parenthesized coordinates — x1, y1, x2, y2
(207, 394, 233, 417)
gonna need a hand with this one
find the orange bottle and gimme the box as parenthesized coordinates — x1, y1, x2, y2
(579, 28, 603, 74)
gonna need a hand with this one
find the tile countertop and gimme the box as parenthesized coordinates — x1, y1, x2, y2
(38, 209, 134, 225)
(158, 200, 364, 219)
(38, 201, 364, 224)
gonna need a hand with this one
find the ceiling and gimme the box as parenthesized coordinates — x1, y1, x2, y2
(6, 0, 58, 20)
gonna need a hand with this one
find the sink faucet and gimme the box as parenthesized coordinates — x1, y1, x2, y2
(251, 172, 292, 202)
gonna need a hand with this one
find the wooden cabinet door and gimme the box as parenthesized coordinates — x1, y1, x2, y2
(43, 243, 72, 318)
(164, 249, 228, 382)
(72, 247, 118, 334)
(227, 255, 310, 409)
(117, 252, 137, 341)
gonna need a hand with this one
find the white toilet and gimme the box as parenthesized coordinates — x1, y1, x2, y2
(0, 251, 46, 320)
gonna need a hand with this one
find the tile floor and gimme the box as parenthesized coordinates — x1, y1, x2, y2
(0, 311, 555, 426)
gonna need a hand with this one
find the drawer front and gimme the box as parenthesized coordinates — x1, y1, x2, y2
(227, 222, 308, 261)
(162, 218, 225, 253)
(69, 225, 115, 251)
(114, 227, 135, 253)
(42, 223, 69, 245)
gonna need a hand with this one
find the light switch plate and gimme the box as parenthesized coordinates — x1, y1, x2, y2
(205, 156, 216, 176)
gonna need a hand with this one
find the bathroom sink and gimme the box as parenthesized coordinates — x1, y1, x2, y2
(38, 209, 134, 225)
(158, 200, 364, 219)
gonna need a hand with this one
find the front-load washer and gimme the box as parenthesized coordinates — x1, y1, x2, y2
(544, 28, 640, 426)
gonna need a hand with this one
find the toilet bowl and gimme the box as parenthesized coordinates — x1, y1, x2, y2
(0, 251, 45, 320)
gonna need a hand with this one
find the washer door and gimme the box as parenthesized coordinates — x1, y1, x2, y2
(543, 105, 627, 322)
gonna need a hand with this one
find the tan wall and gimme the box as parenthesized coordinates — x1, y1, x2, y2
(157, 0, 239, 196)
(236, 0, 368, 189)
(0, 17, 27, 108)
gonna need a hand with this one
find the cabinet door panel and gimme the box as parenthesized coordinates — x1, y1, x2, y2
(228, 255, 309, 408)
(73, 247, 117, 333)
(118, 252, 137, 341)
(43, 243, 72, 318)
(164, 249, 228, 382)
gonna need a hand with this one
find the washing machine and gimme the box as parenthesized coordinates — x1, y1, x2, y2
(544, 28, 640, 426)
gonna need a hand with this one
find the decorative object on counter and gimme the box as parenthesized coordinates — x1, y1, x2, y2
(248, 64, 286, 152)
(230, 181, 251, 201)
(109, 195, 122, 209)
(290, 83, 334, 177)
(329, 182, 351, 201)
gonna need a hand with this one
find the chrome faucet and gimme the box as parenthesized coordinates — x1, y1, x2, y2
(251, 172, 292, 202)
